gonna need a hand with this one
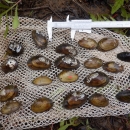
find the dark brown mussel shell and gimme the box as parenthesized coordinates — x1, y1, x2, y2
(0, 85, 18, 102)
(6, 42, 24, 56)
(84, 57, 103, 69)
(32, 30, 47, 49)
(89, 93, 109, 107)
(116, 90, 130, 103)
(117, 52, 130, 62)
(1, 58, 18, 73)
(58, 71, 78, 83)
(55, 55, 80, 70)
(31, 97, 53, 113)
(27, 55, 51, 70)
(78, 38, 97, 49)
(97, 37, 118, 51)
(103, 61, 124, 73)
(1, 100, 21, 114)
(84, 71, 109, 87)
(55, 43, 77, 56)
(63, 92, 87, 109)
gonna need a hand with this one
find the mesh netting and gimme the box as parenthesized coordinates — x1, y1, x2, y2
(0, 17, 130, 130)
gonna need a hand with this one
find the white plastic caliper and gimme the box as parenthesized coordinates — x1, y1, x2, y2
(47, 15, 130, 41)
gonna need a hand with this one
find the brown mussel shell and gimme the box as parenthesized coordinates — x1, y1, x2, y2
(84, 57, 103, 69)
(116, 90, 130, 103)
(32, 76, 52, 86)
(27, 55, 51, 70)
(1, 100, 21, 114)
(63, 92, 87, 109)
(32, 30, 47, 49)
(58, 71, 78, 83)
(55, 43, 77, 56)
(97, 37, 118, 51)
(0, 85, 18, 102)
(117, 52, 130, 62)
(31, 97, 53, 113)
(55, 55, 80, 70)
(84, 71, 109, 87)
(89, 93, 109, 107)
(6, 42, 24, 56)
(1, 58, 18, 73)
(103, 61, 124, 73)
(78, 38, 97, 49)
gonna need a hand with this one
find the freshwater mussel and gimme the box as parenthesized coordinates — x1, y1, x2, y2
(116, 90, 130, 103)
(32, 76, 52, 86)
(84, 57, 103, 69)
(32, 30, 47, 49)
(55, 55, 80, 70)
(6, 42, 24, 56)
(89, 93, 109, 107)
(78, 38, 97, 49)
(31, 97, 53, 113)
(1, 58, 18, 73)
(63, 92, 87, 109)
(103, 61, 124, 73)
(0, 85, 18, 102)
(1, 100, 21, 114)
(84, 71, 109, 87)
(58, 70, 78, 83)
(27, 55, 51, 70)
(117, 52, 130, 62)
(55, 43, 77, 56)
(97, 37, 118, 51)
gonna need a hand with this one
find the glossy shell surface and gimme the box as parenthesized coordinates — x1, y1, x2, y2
(116, 90, 130, 103)
(84, 57, 103, 69)
(103, 61, 124, 73)
(98, 37, 118, 51)
(32, 30, 47, 49)
(89, 93, 109, 107)
(84, 71, 109, 87)
(55, 56, 80, 70)
(58, 71, 78, 83)
(117, 52, 130, 62)
(1, 58, 18, 73)
(27, 55, 51, 70)
(78, 38, 97, 49)
(1, 100, 21, 114)
(56, 43, 77, 56)
(63, 92, 87, 109)
(31, 97, 53, 113)
(0, 85, 18, 102)
(7, 42, 24, 56)
(32, 76, 52, 86)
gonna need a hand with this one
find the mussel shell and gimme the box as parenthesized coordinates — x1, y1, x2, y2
(55, 55, 80, 70)
(63, 92, 87, 109)
(84, 57, 103, 69)
(1, 58, 18, 73)
(58, 71, 78, 83)
(6, 42, 24, 56)
(89, 93, 109, 107)
(97, 37, 118, 51)
(1, 100, 21, 114)
(0, 85, 18, 102)
(32, 76, 52, 86)
(78, 38, 97, 49)
(103, 61, 124, 73)
(55, 43, 77, 56)
(117, 52, 130, 62)
(84, 71, 109, 87)
(27, 55, 51, 70)
(32, 30, 47, 49)
(31, 97, 53, 113)
(116, 90, 130, 103)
